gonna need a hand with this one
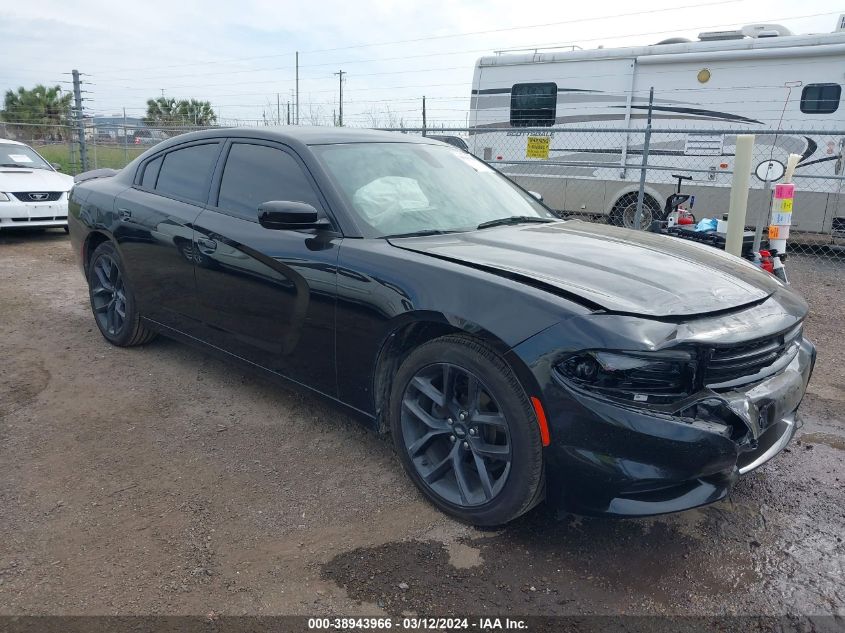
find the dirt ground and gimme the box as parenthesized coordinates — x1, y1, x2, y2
(0, 230, 843, 618)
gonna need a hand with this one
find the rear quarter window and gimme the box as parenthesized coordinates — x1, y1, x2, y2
(140, 156, 163, 189)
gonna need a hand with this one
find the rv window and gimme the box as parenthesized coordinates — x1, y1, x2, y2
(510, 83, 557, 127)
(800, 84, 841, 114)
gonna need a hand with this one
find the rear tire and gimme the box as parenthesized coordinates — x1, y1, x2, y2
(87, 241, 157, 347)
(389, 335, 544, 526)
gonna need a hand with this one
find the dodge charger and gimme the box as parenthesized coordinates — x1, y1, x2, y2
(68, 128, 815, 525)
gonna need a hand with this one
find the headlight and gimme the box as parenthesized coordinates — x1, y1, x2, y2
(0, 192, 10, 202)
(555, 350, 696, 405)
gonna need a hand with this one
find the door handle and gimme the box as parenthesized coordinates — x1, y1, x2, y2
(196, 237, 217, 253)
(118, 208, 131, 221)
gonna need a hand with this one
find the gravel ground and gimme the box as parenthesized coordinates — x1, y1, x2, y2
(0, 230, 843, 617)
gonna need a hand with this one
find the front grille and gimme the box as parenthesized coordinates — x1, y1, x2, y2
(704, 325, 802, 387)
(12, 192, 63, 202)
(10, 216, 67, 222)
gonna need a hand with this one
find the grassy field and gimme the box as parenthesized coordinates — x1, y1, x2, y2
(33, 143, 146, 175)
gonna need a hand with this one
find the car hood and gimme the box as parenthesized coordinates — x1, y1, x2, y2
(0, 168, 74, 192)
(389, 220, 783, 318)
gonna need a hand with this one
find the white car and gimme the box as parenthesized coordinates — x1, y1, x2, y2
(0, 139, 74, 232)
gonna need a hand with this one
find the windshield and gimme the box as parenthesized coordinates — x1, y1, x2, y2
(312, 142, 554, 237)
(0, 143, 53, 170)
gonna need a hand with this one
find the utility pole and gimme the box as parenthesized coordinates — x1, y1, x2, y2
(334, 70, 345, 127)
(72, 69, 88, 172)
(276, 92, 281, 126)
(295, 52, 300, 125)
(287, 101, 291, 125)
(422, 96, 426, 136)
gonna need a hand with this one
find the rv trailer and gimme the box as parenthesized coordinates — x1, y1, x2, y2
(469, 21, 845, 234)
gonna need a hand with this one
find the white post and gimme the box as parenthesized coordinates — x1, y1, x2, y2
(725, 134, 755, 256)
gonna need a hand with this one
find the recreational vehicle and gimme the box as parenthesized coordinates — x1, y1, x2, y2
(469, 21, 845, 235)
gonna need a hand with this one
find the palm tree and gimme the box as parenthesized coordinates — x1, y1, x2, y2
(144, 97, 216, 129)
(1, 85, 73, 140)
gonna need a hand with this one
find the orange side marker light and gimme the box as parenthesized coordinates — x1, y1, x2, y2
(530, 396, 551, 447)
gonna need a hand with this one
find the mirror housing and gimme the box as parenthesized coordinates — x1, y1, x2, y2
(258, 201, 329, 230)
(51, 162, 62, 171)
(528, 190, 543, 202)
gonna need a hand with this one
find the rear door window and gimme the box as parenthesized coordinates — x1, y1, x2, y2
(216, 142, 323, 220)
(155, 143, 220, 203)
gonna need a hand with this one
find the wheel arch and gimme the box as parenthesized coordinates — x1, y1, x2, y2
(371, 311, 542, 434)
(82, 230, 114, 278)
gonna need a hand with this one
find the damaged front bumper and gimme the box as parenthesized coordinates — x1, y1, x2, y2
(534, 336, 816, 517)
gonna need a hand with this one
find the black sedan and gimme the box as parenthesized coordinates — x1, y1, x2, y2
(68, 128, 815, 525)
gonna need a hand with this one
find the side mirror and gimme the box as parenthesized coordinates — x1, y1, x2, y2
(528, 191, 543, 202)
(51, 162, 62, 171)
(258, 201, 329, 230)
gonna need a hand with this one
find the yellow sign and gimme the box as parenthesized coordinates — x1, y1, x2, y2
(780, 198, 793, 212)
(526, 136, 550, 159)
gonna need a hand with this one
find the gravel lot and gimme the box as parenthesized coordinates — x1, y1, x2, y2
(0, 231, 843, 617)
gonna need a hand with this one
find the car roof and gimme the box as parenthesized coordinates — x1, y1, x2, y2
(0, 138, 27, 146)
(153, 126, 443, 152)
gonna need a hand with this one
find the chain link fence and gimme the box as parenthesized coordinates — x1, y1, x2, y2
(3, 119, 843, 266)
(0, 120, 219, 175)
(383, 125, 845, 266)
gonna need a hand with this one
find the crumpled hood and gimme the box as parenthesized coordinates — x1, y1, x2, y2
(0, 168, 74, 192)
(389, 220, 784, 318)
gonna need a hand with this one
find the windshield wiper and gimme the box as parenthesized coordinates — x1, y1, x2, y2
(384, 228, 462, 239)
(476, 216, 556, 230)
(0, 163, 33, 168)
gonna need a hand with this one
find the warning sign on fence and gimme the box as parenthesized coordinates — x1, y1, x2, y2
(768, 225, 790, 240)
(526, 136, 550, 159)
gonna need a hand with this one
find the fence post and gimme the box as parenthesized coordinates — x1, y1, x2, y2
(123, 108, 128, 167)
(752, 177, 772, 253)
(633, 87, 654, 230)
(725, 135, 755, 256)
(72, 69, 88, 172)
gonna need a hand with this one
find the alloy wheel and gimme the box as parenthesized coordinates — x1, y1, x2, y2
(91, 254, 127, 336)
(401, 362, 512, 507)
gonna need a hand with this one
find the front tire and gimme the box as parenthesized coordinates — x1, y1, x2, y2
(609, 192, 660, 229)
(87, 241, 157, 347)
(389, 335, 544, 526)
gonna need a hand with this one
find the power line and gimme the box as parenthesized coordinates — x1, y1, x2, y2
(89, 0, 741, 77)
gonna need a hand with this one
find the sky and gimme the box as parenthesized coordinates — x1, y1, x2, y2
(0, 0, 843, 128)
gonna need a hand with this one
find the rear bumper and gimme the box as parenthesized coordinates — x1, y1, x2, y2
(538, 337, 815, 517)
(0, 199, 68, 229)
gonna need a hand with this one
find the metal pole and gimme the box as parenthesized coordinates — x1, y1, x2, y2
(295, 52, 300, 125)
(752, 178, 771, 253)
(422, 96, 426, 136)
(633, 87, 654, 230)
(287, 102, 291, 125)
(72, 69, 88, 172)
(334, 70, 345, 127)
(123, 107, 128, 166)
